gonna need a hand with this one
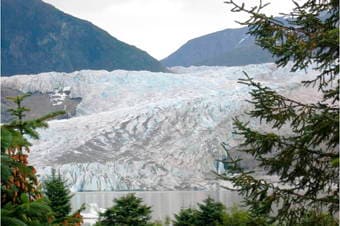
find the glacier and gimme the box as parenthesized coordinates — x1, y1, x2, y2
(1, 63, 320, 191)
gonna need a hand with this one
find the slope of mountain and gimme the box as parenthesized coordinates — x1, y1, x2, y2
(1, 64, 319, 191)
(1, 87, 81, 123)
(1, 0, 165, 76)
(161, 27, 273, 67)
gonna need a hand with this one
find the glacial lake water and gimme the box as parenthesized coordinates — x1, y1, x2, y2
(71, 189, 242, 223)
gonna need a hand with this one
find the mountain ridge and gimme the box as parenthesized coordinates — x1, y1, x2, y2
(1, 0, 165, 76)
(161, 26, 273, 67)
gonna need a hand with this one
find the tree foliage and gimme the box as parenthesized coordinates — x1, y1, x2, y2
(1, 95, 64, 206)
(0, 94, 84, 225)
(173, 198, 226, 226)
(222, 206, 269, 226)
(173, 197, 227, 226)
(173, 198, 268, 226)
(221, 0, 339, 225)
(173, 208, 198, 226)
(1, 194, 54, 226)
(43, 169, 73, 224)
(195, 197, 226, 226)
(95, 193, 153, 226)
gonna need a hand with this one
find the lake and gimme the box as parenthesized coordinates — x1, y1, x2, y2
(71, 189, 242, 225)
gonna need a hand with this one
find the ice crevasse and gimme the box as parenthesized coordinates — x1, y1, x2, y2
(1, 63, 320, 191)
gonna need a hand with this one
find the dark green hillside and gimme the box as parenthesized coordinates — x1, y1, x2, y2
(201, 44, 272, 66)
(161, 27, 273, 67)
(1, 0, 165, 76)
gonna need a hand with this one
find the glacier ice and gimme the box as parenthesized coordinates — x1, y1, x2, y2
(1, 63, 320, 191)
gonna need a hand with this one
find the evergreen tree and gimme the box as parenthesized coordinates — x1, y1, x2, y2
(222, 206, 270, 226)
(1, 94, 65, 225)
(95, 193, 153, 226)
(44, 169, 73, 224)
(173, 198, 226, 226)
(173, 208, 198, 226)
(195, 197, 225, 226)
(221, 0, 339, 225)
(173, 198, 269, 226)
(1, 95, 84, 225)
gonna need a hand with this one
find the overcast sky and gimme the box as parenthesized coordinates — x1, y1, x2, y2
(43, 0, 299, 60)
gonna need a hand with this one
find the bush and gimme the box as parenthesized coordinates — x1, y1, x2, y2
(296, 211, 339, 226)
(222, 206, 270, 226)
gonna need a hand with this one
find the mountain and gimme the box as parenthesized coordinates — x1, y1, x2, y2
(161, 27, 273, 67)
(1, 64, 318, 191)
(1, 0, 165, 76)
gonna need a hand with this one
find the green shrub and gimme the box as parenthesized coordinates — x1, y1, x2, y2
(222, 206, 270, 226)
(296, 211, 339, 226)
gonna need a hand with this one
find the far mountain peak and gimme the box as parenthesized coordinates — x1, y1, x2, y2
(161, 26, 273, 67)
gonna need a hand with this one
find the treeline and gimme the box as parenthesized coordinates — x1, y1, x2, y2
(94, 193, 337, 226)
